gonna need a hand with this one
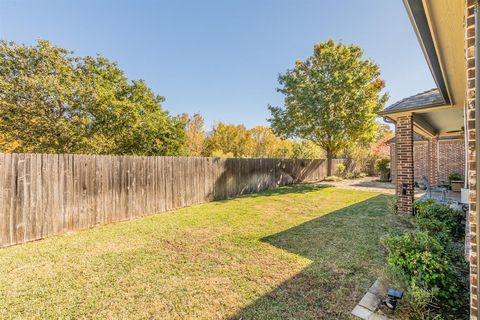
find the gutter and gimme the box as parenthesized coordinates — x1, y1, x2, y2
(382, 117, 395, 125)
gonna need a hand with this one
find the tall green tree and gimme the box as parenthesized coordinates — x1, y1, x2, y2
(0, 40, 185, 155)
(268, 40, 388, 175)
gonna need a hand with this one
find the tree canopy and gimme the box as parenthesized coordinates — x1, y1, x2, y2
(268, 40, 388, 174)
(203, 122, 253, 157)
(249, 126, 293, 159)
(200, 122, 305, 159)
(291, 140, 324, 160)
(0, 40, 185, 155)
(181, 113, 206, 156)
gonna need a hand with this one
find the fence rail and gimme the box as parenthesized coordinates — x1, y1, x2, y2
(0, 153, 344, 247)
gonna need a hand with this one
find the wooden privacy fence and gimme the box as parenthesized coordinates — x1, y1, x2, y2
(0, 153, 345, 247)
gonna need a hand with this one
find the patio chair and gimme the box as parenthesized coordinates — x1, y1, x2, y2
(421, 175, 447, 202)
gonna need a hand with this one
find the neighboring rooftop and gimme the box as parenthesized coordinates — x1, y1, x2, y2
(380, 88, 445, 114)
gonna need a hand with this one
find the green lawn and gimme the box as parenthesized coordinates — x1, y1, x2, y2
(0, 185, 400, 319)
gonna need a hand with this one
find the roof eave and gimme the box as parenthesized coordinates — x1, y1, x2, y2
(379, 101, 447, 116)
(402, 0, 451, 105)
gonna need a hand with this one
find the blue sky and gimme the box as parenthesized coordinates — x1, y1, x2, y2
(0, 0, 435, 129)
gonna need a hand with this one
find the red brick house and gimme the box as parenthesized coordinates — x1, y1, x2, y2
(379, 0, 478, 316)
(388, 133, 465, 184)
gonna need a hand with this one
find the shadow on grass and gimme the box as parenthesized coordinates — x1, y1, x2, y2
(244, 184, 332, 197)
(214, 184, 333, 203)
(351, 181, 395, 190)
(316, 180, 395, 191)
(232, 194, 394, 320)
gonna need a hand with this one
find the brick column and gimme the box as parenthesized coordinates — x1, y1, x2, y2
(396, 115, 414, 214)
(390, 143, 397, 183)
(428, 137, 439, 186)
(467, 0, 478, 317)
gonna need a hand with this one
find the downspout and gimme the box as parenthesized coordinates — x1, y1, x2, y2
(436, 137, 440, 183)
(475, 0, 480, 307)
(465, 105, 469, 189)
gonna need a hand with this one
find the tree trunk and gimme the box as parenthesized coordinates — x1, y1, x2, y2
(326, 149, 333, 176)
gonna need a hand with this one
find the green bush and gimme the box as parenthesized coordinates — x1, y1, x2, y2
(335, 163, 346, 176)
(375, 158, 390, 181)
(412, 199, 436, 215)
(415, 202, 462, 241)
(344, 171, 357, 179)
(382, 231, 459, 303)
(384, 200, 468, 317)
(384, 265, 437, 319)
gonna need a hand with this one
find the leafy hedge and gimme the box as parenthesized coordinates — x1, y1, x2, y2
(374, 158, 390, 181)
(382, 231, 459, 302)
(414, 200, 463, 243)
(382, 199, 467, 312)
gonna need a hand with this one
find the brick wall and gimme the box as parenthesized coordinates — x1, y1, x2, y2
(439, 139, 466, 183)
(428, 138, 439, 186)
(466, 0, 478, 317)
(414, 142, 429, 182)
(390, 139, 464, 184)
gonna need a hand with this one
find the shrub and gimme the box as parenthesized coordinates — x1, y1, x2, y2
(384, 265, 436, 319)
(359, 172, 367, 178)
(382, 231, 459, 303)
(415, 202, 463, 240)
(383, 201, 468, 317)
(344, 171, 357, 179)
(375, 158, 390, 181)
(335, 163, 346, 176)
(387, 196, 398, 215)
(412, 199, 436, 215)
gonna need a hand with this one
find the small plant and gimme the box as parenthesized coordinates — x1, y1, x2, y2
(448, 172, 463, 187)
(375, 158, 390, 181)
(448, 172, 464, 192)
(344, 171, 357, 179)
(359, 172, 367, 178)
(335, 163, 346, 176)
(387, 196, 398, 215)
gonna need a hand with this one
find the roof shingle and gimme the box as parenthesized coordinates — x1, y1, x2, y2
(381, 88, 445, 114)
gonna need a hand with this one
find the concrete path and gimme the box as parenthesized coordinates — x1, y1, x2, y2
(316, 177, 396, 194)
(351, 279, 389, 320)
